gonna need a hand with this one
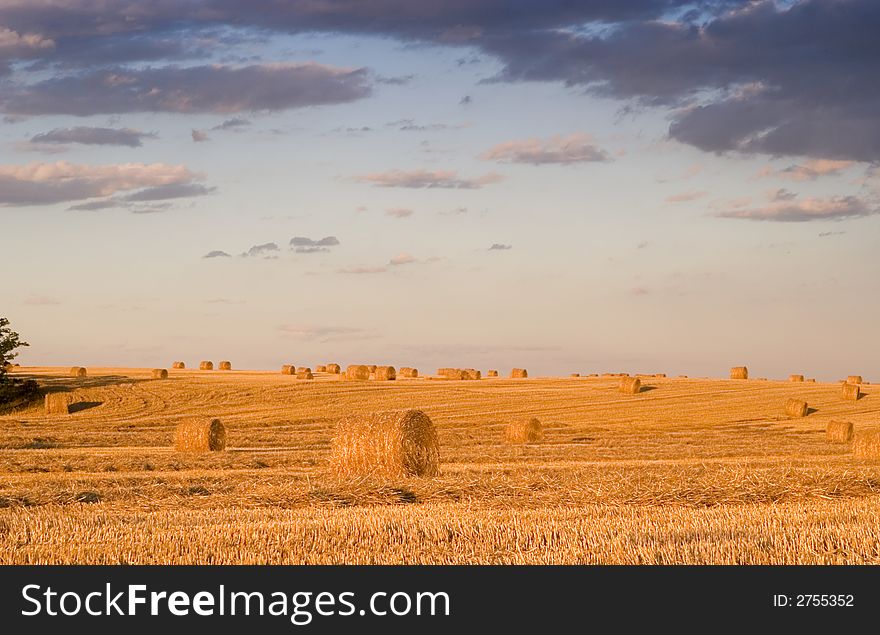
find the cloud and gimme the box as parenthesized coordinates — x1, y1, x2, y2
(389, 253, 417, 266)
(488, 243, 512, 251)
(242, 242, 279, 257)
(23, 294, 61, 306)
(818, 230, 846, 238)
(665, 191, 707, 203)
(481, 133, 610, 165)
(30, 126, 154, 147)
(0, 161, 200, 206)
(717, 196, 878, 222)
(354, 169, 503, 189)
(278, 324, 378, 343)
(386, 118, 460, 132)
(335, 266, 387, 274)
(386, 207, 414, 218)
(631, 287, 650, 296)
(203, 250, 231, 258)
(122, 182, 215, 202)
(67, 199, 123, 211)
(212, 117, 251, 130)
(0, 63, 371, 116)
(191, 129, 210, 142)
(757, 160, 855, 182)
(290, 236, 340, 253)
(768, 188, 798, 202)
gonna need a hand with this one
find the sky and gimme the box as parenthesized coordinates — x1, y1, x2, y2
(2, 0, 879, 380)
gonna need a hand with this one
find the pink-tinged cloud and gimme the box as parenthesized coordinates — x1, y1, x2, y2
(0, 28, 53, 56)
(664, 190, 707, 203)
(354, 169, 503, 189)
(631, 287, 650, 296)
(389, 253, 416, 266)
(386, 207, 414, 218)
(480, 133, 610, 165)
(23, 294, 61, 306)
(756, 159, 854, 182)
(335, 266, 388, 274)
(717, 196, 877, 222)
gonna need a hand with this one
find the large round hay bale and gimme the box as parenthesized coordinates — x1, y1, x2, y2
(841, 383, 860, 401)
(504, 418, 543, 444)
(151, 368, 168, 380)
(441, 368, 466, 380)
(853, 431, 880, 459)
(487, 370, 499, 377)
(464, 368, 481, 380)
(218, 361, 232, 370)
(399, 367, 418, 378)
(295, 366, 309, 374)
(785, 398, 808, 417)
(346, 364, 370, 380)
(374, 366, 396, 381)
(847, 375, 863, 385)
(827, 421, 854, 443)
(330, 409, 440, 478)
(789, 374, 804, 382)
(326, 363, 341, 374)
(510, 368, 528, 378)
(619, 376, 641, 394)
(730, 366, 748, 380)
(199, 361, 213, 371)
(45, 393, 73, 415)
(315, 365, 327, 373)
(281, 364, 295, 375)
(174, 418, 226, 452)
(69, 366, 87, 378)
(297, 369, 314, 380)
(172, 361, 185, 369)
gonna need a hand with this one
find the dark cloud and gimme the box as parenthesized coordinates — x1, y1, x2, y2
(123, 183, 215, 202)
(212, 117, 251, 130)
(203, 250, 231, 258)
(191, 129, 210, 142)
(290, 236, 340, 253)
(67, 199, 123, 211)
(489, 243, 512, 250)
(242, 242, 279, 257)
(30, 126, 154, 147)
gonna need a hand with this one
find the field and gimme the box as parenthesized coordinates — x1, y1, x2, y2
(2, 367, 879, 564)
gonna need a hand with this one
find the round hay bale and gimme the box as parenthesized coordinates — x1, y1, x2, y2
(827, 420, 854, 443)
(841, 382, 860, 401)
(44, 393, 73, 415)
(174, 418, 226, 452)
(330, 409, 440, 478)
(789, 374, 805, 382)
(487, 370, 499, 377)
(326, 363, 341, 374)
(437, 367, 453, 376)
(806, 378, 816, 383)
(653, 373, 667, 378)
(297, 369, 314, 380)
(345, 364, 370, 380)
(374, 366, 396, 381)
(296, 366, 310, 374)
(464, 368, 481, 380)
(730, 366, 748, 380)
(847, 375, 863, 385)
(399, 367, 418, 378)
(281, 365, 295, 375)
(441, 368, 466, 380)
(853, 431, 880, 459)
(199, 361, 214, 371)
(69, 366, 87, 378)
(172, 361, 185, 369)
(367, 365, 377, 373)
(218, 361, 232, 371)
(510, 368, 528, 379)
(315, 365, 327, 373)
(620, 376, 641, 394)
(785, 398, 808, 417)
(151, 368, 168, 380)
(570, 373, 580, 377)
(504, 418, 543, 444)
(677, 375, 688, 378)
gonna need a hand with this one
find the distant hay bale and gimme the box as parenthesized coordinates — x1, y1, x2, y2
(218, 361, 232, 371)
(315, 365, 327, 373)
(437, 367, 453, 376)
(654, 373, 666, 378)
(841, 382, 860, 401)
(45, 393, 73, 415)
(199, 361, 213, 371)
(174, 418, 226, 452)
(441, 368, 466, 380)
(464, 368, 481, 380)
(172, 361, 185, 369)
(827, 420, 854, 443)
(510, 368, 528, 379)
(151, 368, 168, 380)
(487, 370, 499, 377)
(587, 373, 599, 377)
(69, 366, 87, 378)
(346, 364, 371, 380)
(326, 363, 341, 374)
(806, 378, 816, 383)
(330, 409, 440, 478)
(730, 366, 748, 380)
(853, 431, 880, 459)
(678, 375, 688, 378)
(847, 375, 863, 384)
(374, 366, 396, 381)
(570, 373, 580, 377)
(281, 365, 295, 375)
(297, 369, 314, 380)
(367, 365, 377, 373)
(785, 398, 809, 417)
(619, 376, 641, 394)
(295, 366, 309, 373)
(504, 418, 543, 444)
(789, 374, 804, 382)
(399, 367, 418, 378)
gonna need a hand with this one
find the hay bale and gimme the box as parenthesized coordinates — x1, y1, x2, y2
(297, 369, 314, 380)
(678, 375, 688, 378)
(789, 374, 805, 382)
(437, 367, 454, 376)
(45, 393, 73, 415)
(399, 367, 418, 378)
(487, 370, 499, 377)
(151, 368, 168, 380)
(464, 368, 481, 380)
(326, 363, 341, 374)
(199, 361, 213, 371)
(827, 421, 854, 443)
(785, 398, 808, 417)
(367, 365, 377, 373)
(654, 373, 667, 378)
(330, 409, 439, 478)
(841, 382, 860, 401)
(315, 365, 327, 373)
(730, 366, 748, 380)
(510, 368, 528, 378)
(504, 418, 543, 444)
(442, 369, 466, 380)
(172, 361, 185, 369)
(346, 364, 370, 380)
(619, 376, 641, 394)
(847, 375, 863, 385)
(174, 418, 226, 452)
(806, 378, 816, 383)
(374, 366, 396, 381)
(281, 365, 295, 375)
(218, 361, 232, 371)
(587, 373, 599, 377)
(570, 373, 580, 377)
(69, 366, 87, 378)
(295, 366, 309, 373)
(853, 431, 880, 459)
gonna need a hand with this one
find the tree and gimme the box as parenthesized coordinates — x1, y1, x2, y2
(0, 317, 29, 382)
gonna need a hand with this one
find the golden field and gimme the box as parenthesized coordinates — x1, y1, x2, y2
(1, 366, 878, 564)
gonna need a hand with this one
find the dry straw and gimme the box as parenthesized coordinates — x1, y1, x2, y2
(44, 393, 73, 415)
(847, 375, 863, 384)
(841, 383, 860, 401)
(827, 421, 854, 443)
(315, 365, 327, 373)
(281, 365, 295, 375)
(785, 398, 809, 417)
(199, 361, 213, 371)
(69, 367, 87, 378)
(789, 374, 805, 382)
(504, 417, 543, 444)
(464, 368, 481, 380)
(853, 431, 880, 459)
(487, 370, 499, 377)
(730, 366, 748, 380)
(510, 368, 528, 379)
(219, 361, 232, 371)
(151, 368, 168, 380)
(374, 366, 397, 381)
(330, 409, 440, 478)
(174, 418, 226, 452)
(367, 365, 378, 373)
(326, 363, 341, 374)
(399, 367, 418, 378)
(297, 369, 314, 380)
(620, 376, 642, 394)
(346, 365, 370, 380)
(172, 362, 185, 369)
